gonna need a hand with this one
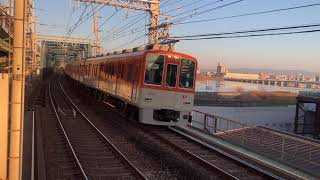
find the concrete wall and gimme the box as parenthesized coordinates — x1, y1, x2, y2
(0, 73, 9, 180)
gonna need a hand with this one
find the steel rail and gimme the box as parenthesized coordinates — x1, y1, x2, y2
(168, 126, 284, 180)
(141, 126, 239, 180)
(99, 97, 283, 179)
(48, 82, 89, 180)
(58, 76, 148, 180)
(59, 75, 282, 179)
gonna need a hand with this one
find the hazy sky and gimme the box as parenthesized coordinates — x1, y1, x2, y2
(36, 0, 320, 72)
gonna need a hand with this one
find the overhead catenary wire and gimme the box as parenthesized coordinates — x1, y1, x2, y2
(100, 14, 147, 41)
(103, 0, 213, 40)
(161, 0, 185, 8)
(161, 0, 172, 7)
(164, 0, 224, 18)
(105, 0, 244, 51)
(169, 0, 245, 24)
(85, 7, 124, 39)
(120, 0, 242, 32)
(101, 0, 237, 50)
(160, 0, 208, 16)
(104, 0, 230, 41)
(103, 14, 145, 37)
(107, 34, 147, 51)
(65, 2, 109, 40)
(172, 2, 320, 26)
(65, 4, 90, 39)
(173, 29, 320, 40)
(65, 3, 84, 34)
(105, 26, 146, 41)
(170, 23, 320, 40)
(106, 11, 150, 42)
(172, 23, 320, 38)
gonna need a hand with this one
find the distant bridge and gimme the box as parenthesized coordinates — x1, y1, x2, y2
(225, 78, 320, 89)
(36, 34, 95, 68)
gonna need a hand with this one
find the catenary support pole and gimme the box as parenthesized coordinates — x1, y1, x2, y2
(8, 0, 26, 179)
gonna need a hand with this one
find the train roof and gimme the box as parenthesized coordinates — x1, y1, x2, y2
(70, 44, 197, 65)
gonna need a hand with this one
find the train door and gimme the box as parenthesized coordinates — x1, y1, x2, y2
(131, 64, 139, 101)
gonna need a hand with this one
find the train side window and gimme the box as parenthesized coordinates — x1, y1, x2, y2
(100, 64, 103, 77)
(144, 53, 164, 85)
(104, 64, 107, 77)
(135, 65, 139, 82)
(96, 65, 99, 76)
(108, 65, 111, 77)
(121, 64, 125, 79)
(116, 64, 121, 77)
(119, 64, 122, 78)
(112, 65, 114, 76)
(110, 65, 113, 77)
(128, 64, 133, 81)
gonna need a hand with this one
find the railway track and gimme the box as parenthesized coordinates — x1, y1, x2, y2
(48, 77, 147, 180)
(145, 126, 285, 180)
(60, 74, 296, 179)
(39, 81, 84, 180)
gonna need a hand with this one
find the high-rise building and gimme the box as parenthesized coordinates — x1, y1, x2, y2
(316, 75, 320, 82)
(216, 62, 226, 77)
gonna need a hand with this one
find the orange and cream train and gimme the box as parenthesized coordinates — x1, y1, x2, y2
(65, 47, 197, 126)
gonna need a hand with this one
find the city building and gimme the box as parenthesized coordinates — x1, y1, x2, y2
(259, 72, 270, 80)
(215, 62, 226, 77)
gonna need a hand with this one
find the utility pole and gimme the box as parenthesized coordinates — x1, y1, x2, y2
(25, 0, 36, 75)
(148, 0, 160, 44)
(30, 0, 37, 75)
(9, 0, 26, 179)
(93, 6, 102, 55)
(77, 0, 169, 45)
(7, 0, 12, 15)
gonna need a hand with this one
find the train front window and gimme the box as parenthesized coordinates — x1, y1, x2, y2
(179, 58, 195, 89)
(144, 53, 164, 85)
(165, 64, 177, 87)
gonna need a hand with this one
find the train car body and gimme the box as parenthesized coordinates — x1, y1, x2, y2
(65, 48, 197, 126)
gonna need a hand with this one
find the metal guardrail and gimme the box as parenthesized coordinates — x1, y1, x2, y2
(191, 110, 251, 134)
(190, 110, 320, 177)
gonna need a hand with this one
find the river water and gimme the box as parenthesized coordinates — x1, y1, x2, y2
(193, 106, 296, 132)
(194, 80, 301, 132)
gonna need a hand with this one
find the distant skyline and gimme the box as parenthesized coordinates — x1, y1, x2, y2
(201, 66, 320, 76)
(36, 0, 320, 72)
